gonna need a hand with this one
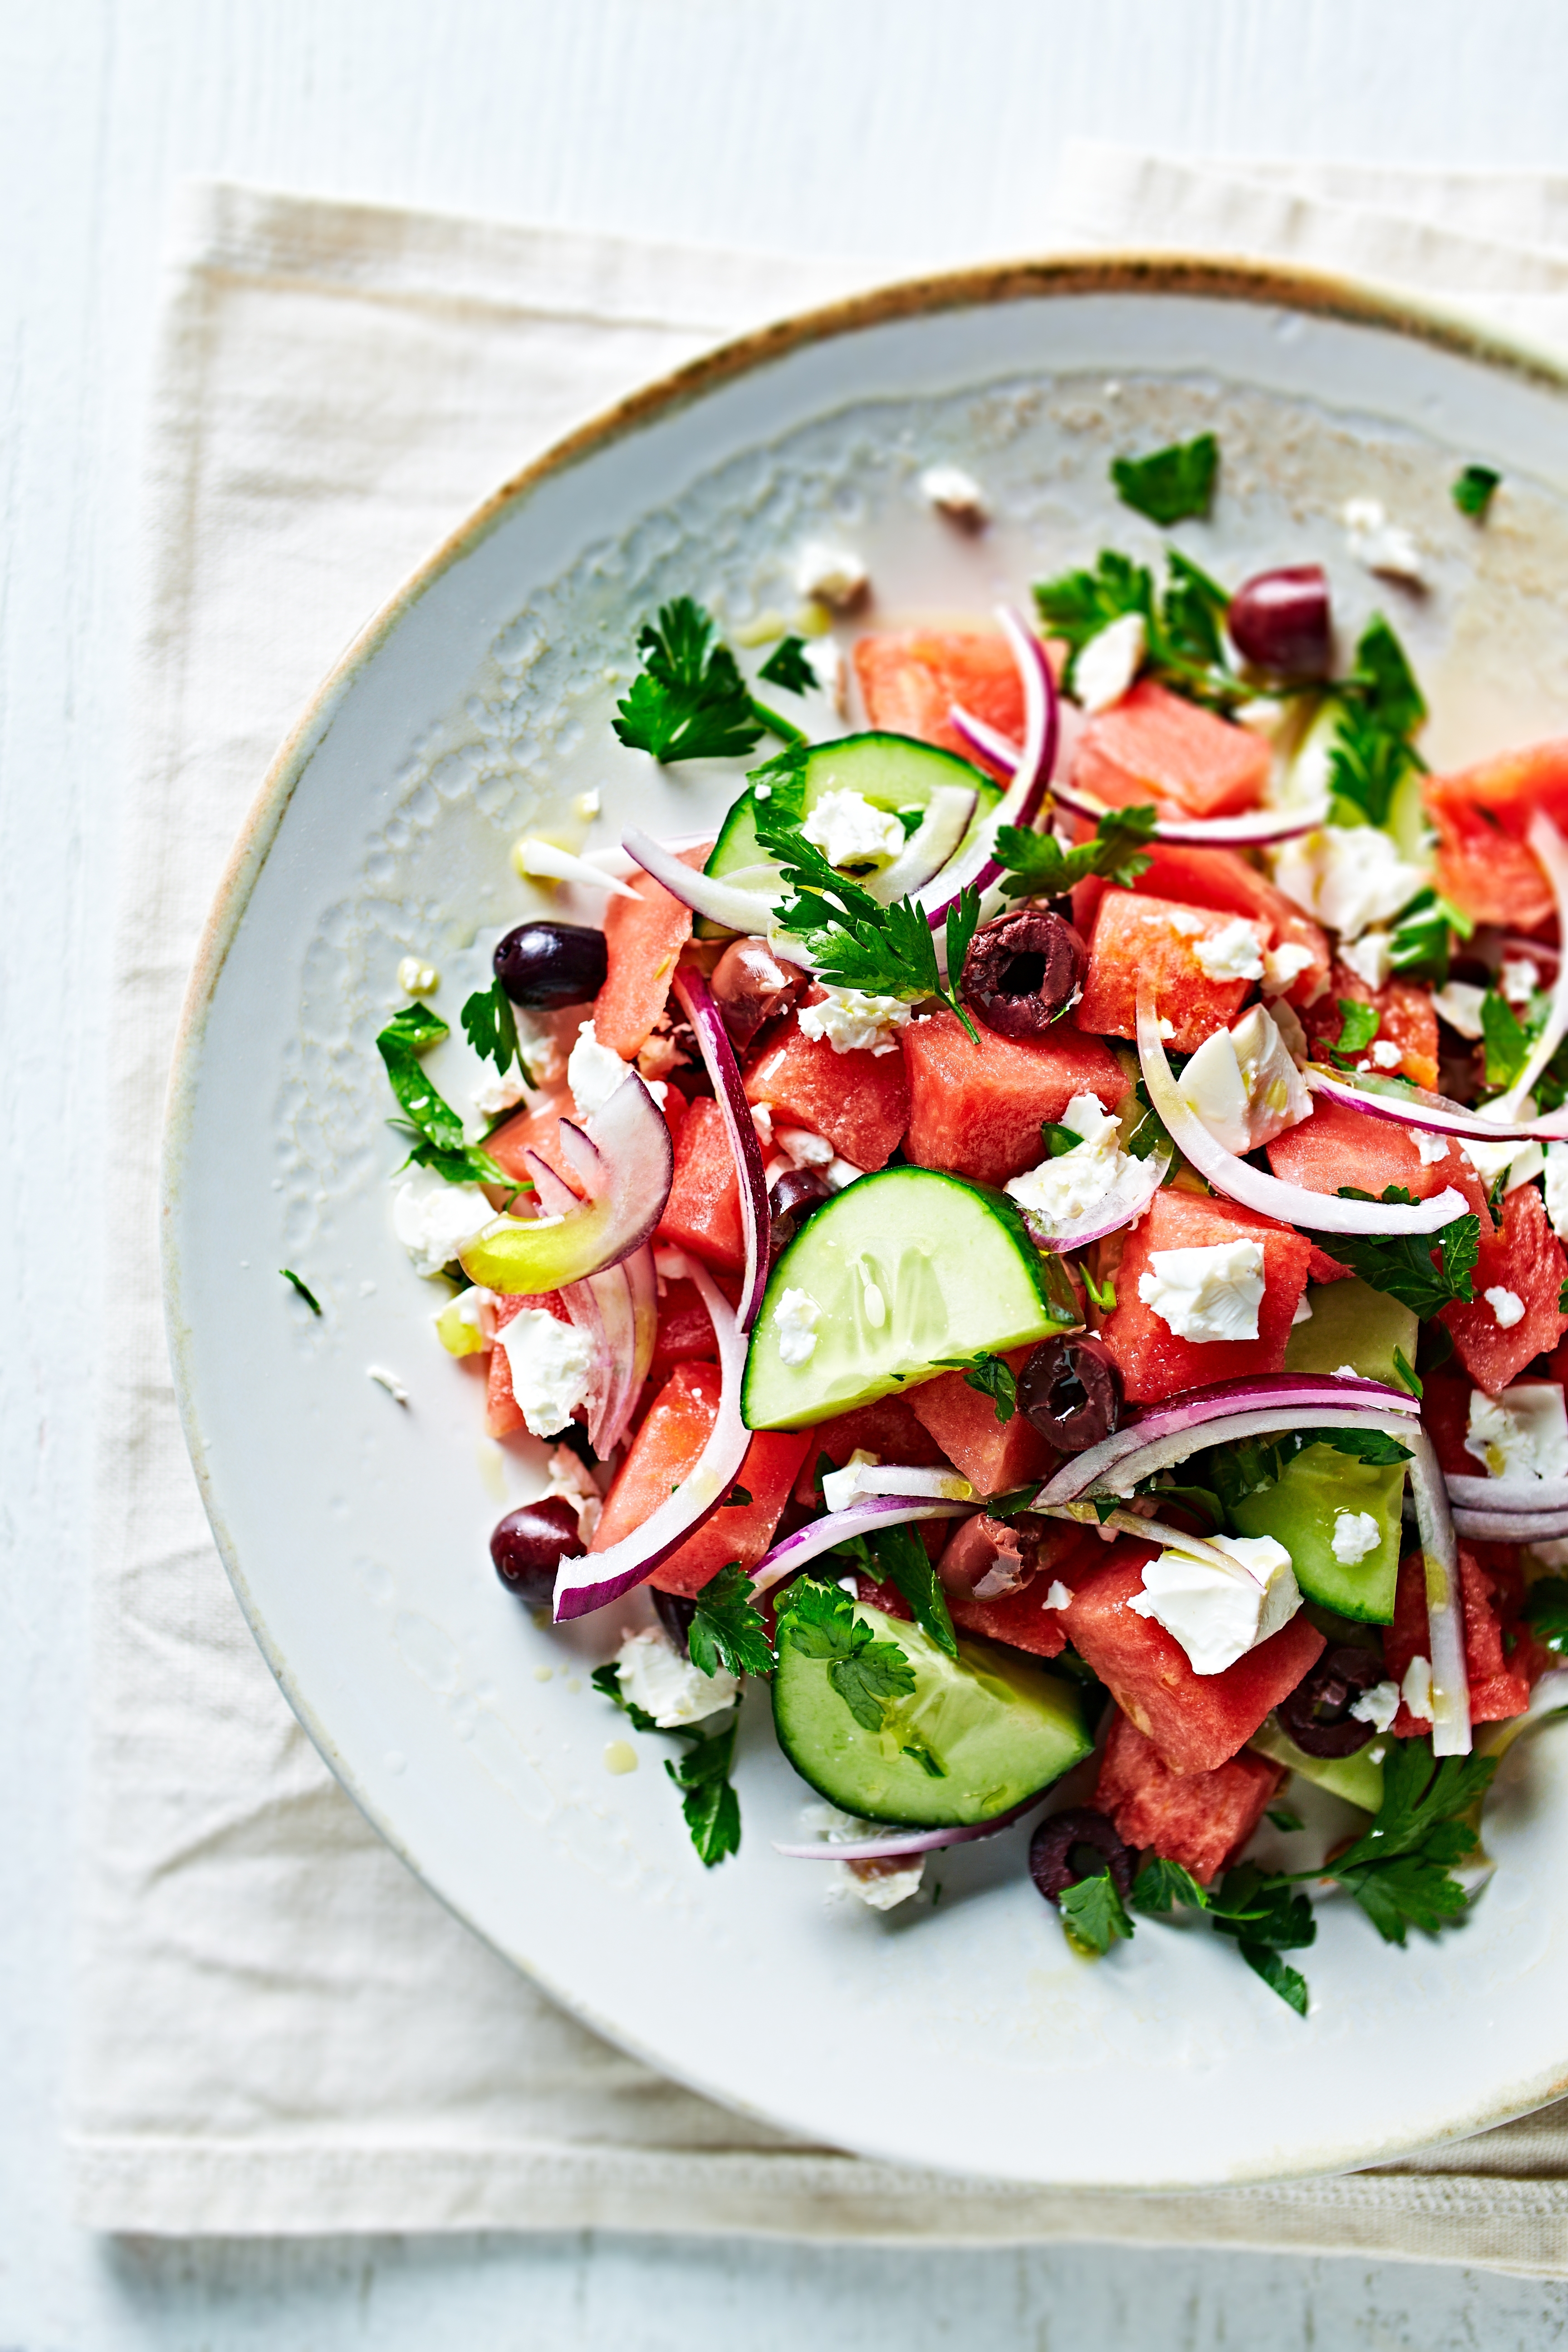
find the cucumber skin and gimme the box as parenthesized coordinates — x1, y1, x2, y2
(706, 732, 1000, 883)
(1230, 1446, 1403, 1624)
(772, 1604, 1091, 1828)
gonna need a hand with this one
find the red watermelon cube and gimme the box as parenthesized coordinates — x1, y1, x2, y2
(1440, 1180, 1568, 1396)
(1078, 888, 1268, 1056)
(656, 1096, 745, 1271)
(743, 1016, 909, 1170)
(1267, 1096, 1493, 1232)
(1060, 1541, 1325, 1774)
(1094, 1708, 1285, 1882)
(593, 848, 708, 1059)
(1073, 840, 1329, 1011)
(852, 628, 1025, 766)
(1382, 1544, 1535, 1732)
(1098, 1187, 1311, 1406)
(902, 1007, 1129, 1187)
(1073, 679, 1270, 820)
(1425, 738, 1568, 930)
(908, 1346, 1056, 1494)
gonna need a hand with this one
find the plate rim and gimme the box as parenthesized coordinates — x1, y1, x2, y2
(161, 250, 1568, 2185)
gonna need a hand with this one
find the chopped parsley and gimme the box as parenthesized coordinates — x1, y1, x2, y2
(1034, 547, 1244, 709)
(935, 1350, 1018, 1425)
(1325, 616, 1427, 830)
(1058, 1863, 1134, 1956)
(376, 1003, 515, 1189)
(590, 1663, 742, 1867)
(613, 597, 803, 763)
(1323, 1737, 1497, 1945)
(1310, 1187, 1480, 1318)
(995, 804, 1157, 900)
(1389, 885, 1472, 988)
(756, 634, 818, 695)
(872, 1521, 957, 1658)
(279, 1268, 322, 1314)
(1110, 432, 1219, 527)
(1524, 1577, 1568, 1655)
(1481, 987, 1534, 1090)
(1328, 997, 1383, 1067)
(774, 1576, 917, 1733)
(461, 978, 528, 1082)
(1452, 464, 1501, 519)
(687, 1563, 774, 1681)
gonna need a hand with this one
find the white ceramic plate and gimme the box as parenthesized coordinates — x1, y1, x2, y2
(166, 260, 1568, 2188)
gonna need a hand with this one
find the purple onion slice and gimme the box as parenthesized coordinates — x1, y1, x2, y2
(916, 608, 1058, 935)
(774, 1787, 1049, 1862)
(749, 1496, 972, 1599)
(459, 1071, 674, 1292)
(672, 965, 772, 1333)
(1305, 1064, 1568, 1145)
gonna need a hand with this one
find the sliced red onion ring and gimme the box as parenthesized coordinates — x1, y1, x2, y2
(1037, 1373, 1417, 1507)
(774, 1788, 1049, 1862)
(1490, 811, 1568, 1120)
(867, 783, 978, 903)
(520, 1149, 640, 1455)
(553, 1258, 749, 1621)
(948, 708, 1328, 847)
(622, 825, 784, 935)
(1405, 1423, 1472, 1756)
(672, 965, 770, 1333)
(625, 1243, 658, 1403)
(1304, 1063, 1568, 1145)
(1453, 1507, 1568, 1541)
(1042, 1404, 1420, 1510)
(1445, 1474, 1568, 1511)
(749, 1497, 972, 1599)
(460, 1072, 674, 1292)
(1017, 1141, 1172, 1252)
(1137, 990, 1470, 1235)
(915, 607, 1057, 932)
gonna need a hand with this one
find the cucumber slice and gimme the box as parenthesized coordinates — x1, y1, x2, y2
(706, 733, 999, 908)
(1284, 1277, 1417, 1388)
(1249, 1715, 1387, 1815)
(1230, 1441, 1404, 1622)
(743, 1166, 1073, 1431)
(774, 1600, 1091, 1826)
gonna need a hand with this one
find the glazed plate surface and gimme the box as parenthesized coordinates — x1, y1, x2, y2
(166, 260, 1568, 2187)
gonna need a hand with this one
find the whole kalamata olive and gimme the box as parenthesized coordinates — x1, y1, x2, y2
(710, 937, 806, 1048)
(769, 1165, 834, 1260)
(652, 1588, 698, 1655)
(494, 921, 608, 1008)
(1017, 1335, 1123, 1453)
(1226, 564, 1333, 679)
(1277, 1645, 1384, 1758)
(490, 1497, 585, 1606)
(960, 908, 1087, 1038)
(1029, 1808, 1135, 1906)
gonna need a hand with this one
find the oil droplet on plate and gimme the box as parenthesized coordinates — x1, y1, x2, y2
(603, 1740, 638, 1776)
(534, 1664, 554, 1683)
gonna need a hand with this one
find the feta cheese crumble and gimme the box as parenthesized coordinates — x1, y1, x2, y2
(1043, 1580, 1072, 1611)
(614, 1627, 738, 1726)
(1415, 1130, 1450, 1165)
(1343, 496, 1424, 583)
(568, 1019, 633, 1117)
(1128, 1532, 1300, 1675)
(919, 462, 989, 522)
(1545, 1142, 1568, 1238)
(1005, 1091, 1129, 1232)
(793, 540, 868, 609)
(1350, 1679, 1401, 1734)
(472, 1068, 528, 1117)
(1485, 1285, 1527, 1330)
(495, 1308, 595, 1438)
(1465, 1383, 1568, 1482)
(392, 1168, 495, 1278)
(1179, 1005, 1310, 1155)
(839, 1857, 926, 1910)
(800, 788, 906, 872)
(1192, 917, 1265, 985)
(797, 984, 912, 1055)
(775, 1287, 823, 1367)
(1401, 1655, 1434, 1723)
(1338, 930, 1393, 991)
(397, 955, 439, 996)
(1502, 956, 1540, 1006)
(1073, 612, 1146, 714)
(1432, 980, 1488, 1039)
(1138, 1238, 1267, 1343)
(1369, 1038, 1404, 1070)
(1272, 826, 1428, 944)
(1261, 941, 1315, 996)
(1331, 1509, 1382, 1565)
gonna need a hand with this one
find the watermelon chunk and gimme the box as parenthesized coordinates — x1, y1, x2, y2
(656, 1096, 745, 1271)
(742, 1015, 909, 1170)
(1073, 840, 1329, 1011)
(485, 1291, 573, 1438)
(907, 1346, 1056, 1494)
(649, 1270, 742, 1387)
(590, 1360, 809, 1597)
(1094, 1708, 1285, 1883)
(1074, 679, 1270, 820)
(593, 847, 708, 1059)
(1060, 1541, 1326, 1774)
(1382, 1543, 1536, 1731)
(852, 629, 1025, 764)
(1300, 960, 1441, 1091)
(1266, 1096, 1493, 1234)
(902, 1007, 1128, 1187)
(1440, 1179, 1568, 1395)
(1099, 1187, 1311, 1406)
(936, 1519, 1098, 1659)
(1078, 888, 1267, 1055)
(792, 1394, 948, 1504)
(1425, 739, 1568, 930)
(486, 1091, 583, 1196)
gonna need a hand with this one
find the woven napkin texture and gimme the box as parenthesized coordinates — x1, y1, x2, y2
(67, 168, 1568, 2267)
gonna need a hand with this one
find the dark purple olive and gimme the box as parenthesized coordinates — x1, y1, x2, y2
(494, 921, 608, 1008)
(1226, 564, 1333, 679)
(710, 937, 806, 1048)
(960, 908, 1087, 1038)
(490, 1497, 586, 1606)
(1277, 1645, 1384, 1758)
(1029, 1808, 1135, 1906)
(768, 1165, 834, 1261)
(652, 1589, 698, 1655)
(1017, 1335, 1123, 1454)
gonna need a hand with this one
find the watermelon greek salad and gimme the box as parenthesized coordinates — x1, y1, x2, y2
(348, 435, 1568, 2011)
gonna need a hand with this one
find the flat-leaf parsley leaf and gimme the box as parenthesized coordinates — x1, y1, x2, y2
(1110, 433, 1219, 526)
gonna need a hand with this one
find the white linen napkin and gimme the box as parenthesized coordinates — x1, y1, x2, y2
(67, 169, 1568, 2270)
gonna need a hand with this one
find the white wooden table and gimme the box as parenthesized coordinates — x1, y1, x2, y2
(6, 2, 1568, 2342)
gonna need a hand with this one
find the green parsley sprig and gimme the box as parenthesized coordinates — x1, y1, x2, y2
(1324, 615, 1427, 830)
(688, 1563, 774, 1682)
(461, 977, 529, 1083)
(774, 1576, 918, 1734)
(872, 1522, 958, 1659)
(1328, 997, 1382, 1068)
(612, 598, 804, 763)
(591, 1662, 742, 1867)
(1308, 1186, 1480, 1318)
(1111, 432, 1219, 526)
(935, 1351, 1018, 1426)
(995, 804, 1157, 900)
(1034, 547, 1243, 710)
(376, 1004, 516, 1190)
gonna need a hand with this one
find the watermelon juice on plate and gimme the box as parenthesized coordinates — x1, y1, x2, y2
(370, 430, 1568, 2016)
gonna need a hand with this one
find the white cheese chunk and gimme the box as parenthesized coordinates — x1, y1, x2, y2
(496, 1308, 594, 1438)
(615, 1628, 738, 1727)
(775, 1287, 823, 1367)
(1343, 496, 1424, 582)
(1545, 1141, 1568, 1238)
(1485, 1285, 1527, 1330)
(919, 463, 988, 522)
(1005, 1091, 1129, 1231)
(1073, 612, 1146, 714)
(1350, 1679, 1401, 1733)
(1272, 826, 1428, 943)
(392, 1169, 495, 1278)
(793, 540, 868, 608)
(1192, 917, 1265, 984)
(1331, 1509, 1381, 1565)
(1401, 1655, 1434, 1723)
(1415, 1130, 1450, 1165)
(397, 955, 439, 996)
(1338, 930, 1393, 991)
(1261, 941, 1315, 997)
(838, 1857, 926, 1909)
(796, 983, 911, 1055)
(1043, 1580, 1072, 1610)
(801, 787, 906, 872)
(1137, 1238, 1267, 1343)
(1369, 1039, 1404, 1070)
(568, 1019, 633, 1117)
(1502, 956, 1540, 1006)
(1180, 1006, 1311, 1155)
(1432, 980, 1488, 1039)
(1128, 1533, 1300, 1675)
(1465, 1382, 1568, 1481)
(472, 1069, 528, 1117)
